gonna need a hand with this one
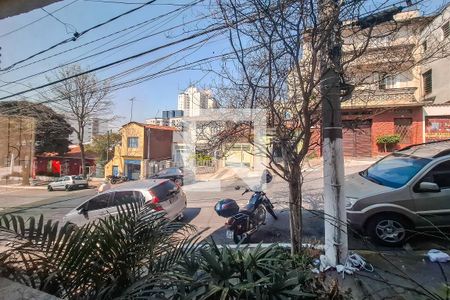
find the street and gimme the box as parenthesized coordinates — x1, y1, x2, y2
(1, 160, 449, 251)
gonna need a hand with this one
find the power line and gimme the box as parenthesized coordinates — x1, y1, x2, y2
(40, 7, 78, 34)
(0, 0, 80, 39)
(0, 22, 230, 101)
(0, 0, 159, 71)
(0, 4, 199, 75)
(0, 2, 207, 89)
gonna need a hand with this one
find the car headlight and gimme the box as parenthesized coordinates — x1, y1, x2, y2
(345, 197, 359, 209)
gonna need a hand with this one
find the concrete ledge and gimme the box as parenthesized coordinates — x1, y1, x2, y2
(0, 278, 61, 300)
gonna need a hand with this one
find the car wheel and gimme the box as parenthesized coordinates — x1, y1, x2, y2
(366, 214, 411, 247)
(47, 185, 53, 192)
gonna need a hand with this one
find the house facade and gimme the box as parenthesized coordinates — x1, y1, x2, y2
(104, 122, 175, 180)
(341, 8, 449, 157)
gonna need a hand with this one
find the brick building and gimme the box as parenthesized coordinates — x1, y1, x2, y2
(104, 122, 175, 180)
(339, 8, 450, 157)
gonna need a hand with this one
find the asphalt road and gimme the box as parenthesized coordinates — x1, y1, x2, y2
(1, 160, 449, 251)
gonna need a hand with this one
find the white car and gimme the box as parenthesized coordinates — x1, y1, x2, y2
(48, 175, 89, 191)
(62, 179, 187, 226)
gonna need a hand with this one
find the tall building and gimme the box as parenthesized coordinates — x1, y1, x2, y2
(177, 86, 217, 116)
(70, 117, 107, 144)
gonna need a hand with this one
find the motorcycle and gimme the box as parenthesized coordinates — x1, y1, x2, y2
(215, 170, 277, 244)
(107, 175, 128, 184)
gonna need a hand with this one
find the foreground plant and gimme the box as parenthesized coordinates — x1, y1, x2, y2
(0, 205, 344, 299)
(0, 203, 199, 299)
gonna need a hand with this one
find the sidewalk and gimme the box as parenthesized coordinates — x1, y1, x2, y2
(335, 250, 450, 299)
(0, 184, 47, 190)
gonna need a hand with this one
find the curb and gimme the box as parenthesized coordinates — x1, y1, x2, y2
(0, 185, 47, 190)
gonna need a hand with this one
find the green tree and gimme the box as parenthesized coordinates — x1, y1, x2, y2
(86, 131, 121, 163)
(0, 100, 72, 155)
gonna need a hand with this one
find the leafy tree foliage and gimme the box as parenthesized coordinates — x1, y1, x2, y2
(0, 203, 339, 299)
(0, 101, 72, 155)
(86, 132, 121, 162)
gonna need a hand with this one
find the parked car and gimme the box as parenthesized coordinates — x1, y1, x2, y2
(346, 140, 450, 246)
(48, 175, 88, 191)
(149, 167, 194, 186)
(62, 179, 187, 226)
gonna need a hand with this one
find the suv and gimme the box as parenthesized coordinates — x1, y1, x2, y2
(63, 179, 187, 226)
(48, 175, 88, 191)
(346, 140, 450, 246)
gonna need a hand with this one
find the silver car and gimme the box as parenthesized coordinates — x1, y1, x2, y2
(346, 140, 450, 246)
(63, 179, 187, 226)
(48, 175, 88, 191)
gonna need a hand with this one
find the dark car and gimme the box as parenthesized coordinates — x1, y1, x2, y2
(150, 167, 194, 186)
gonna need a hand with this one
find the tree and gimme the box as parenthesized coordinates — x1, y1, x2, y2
(0, 101, 72, 155)
(86, 131, 121, 163)
(49, 65, 112, 177)
(211, 0, 408, 254)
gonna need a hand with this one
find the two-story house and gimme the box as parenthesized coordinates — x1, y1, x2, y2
(341, 10, 432, 157)
(105, 122, 175, 180)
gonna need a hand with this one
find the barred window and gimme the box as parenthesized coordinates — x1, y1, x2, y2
(423, 70, 432, 95)
(442, 21, 450, 39)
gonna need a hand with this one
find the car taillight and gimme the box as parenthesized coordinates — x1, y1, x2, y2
(148, 190, 162, 211)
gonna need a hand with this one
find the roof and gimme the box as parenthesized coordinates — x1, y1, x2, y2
(108, 179, 169, 191)
(36, 145, 97, 160)
(397, 140, 450, 158)
(120, 121, 177, 131)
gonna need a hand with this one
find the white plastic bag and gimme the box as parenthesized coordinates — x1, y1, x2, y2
(427, 249, 450, 263)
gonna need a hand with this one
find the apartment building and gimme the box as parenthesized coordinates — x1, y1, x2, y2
(340, 7, 449, 157)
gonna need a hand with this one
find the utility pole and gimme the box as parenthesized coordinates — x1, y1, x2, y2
(320, 1, 410, 266)
(106, 129, 110, 162)
(129, 97, 135, 122)
(320, 0, 347, 267)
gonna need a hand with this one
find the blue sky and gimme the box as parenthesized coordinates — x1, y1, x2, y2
(0, 0, 447, 129)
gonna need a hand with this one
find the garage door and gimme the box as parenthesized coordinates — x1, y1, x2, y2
(342, 120, 372, 157)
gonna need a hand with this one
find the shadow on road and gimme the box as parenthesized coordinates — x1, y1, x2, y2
(182, 207, 201, 223)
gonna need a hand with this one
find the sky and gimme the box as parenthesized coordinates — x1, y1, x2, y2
(0, 0, 447, 130)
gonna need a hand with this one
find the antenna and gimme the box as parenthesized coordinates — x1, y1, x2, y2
(129, 97, 136, 122)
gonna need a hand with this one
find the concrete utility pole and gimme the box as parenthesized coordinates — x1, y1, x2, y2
(320, 0, 410, 266)
(320, 0, 347, 267)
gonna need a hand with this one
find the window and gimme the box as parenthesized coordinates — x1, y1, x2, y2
(127, 137, 139, 148)
(150, 181, 178, 202)
(423, 70, 432, 95)
(442, 21, 449, 39)
(110, 191, 142, 206)
(418, 160, 450, 189)
(87, 193, 110, 211)
(361, 153, 431, 188)
(394, 118, 412, 144)
(378, 73, 396, 89)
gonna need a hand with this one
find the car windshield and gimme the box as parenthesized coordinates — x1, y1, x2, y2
(73, 176, 84, 180)
(361, 153, 431, 188)
(158, 168, 181, 176)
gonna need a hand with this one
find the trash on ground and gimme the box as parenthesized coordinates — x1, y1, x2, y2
(427, 249, 450, 263)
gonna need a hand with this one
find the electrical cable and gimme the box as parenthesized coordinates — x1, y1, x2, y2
(0, 2, 207, 89)
(0, 0, 159, 71)
(0, 0, 79, 39)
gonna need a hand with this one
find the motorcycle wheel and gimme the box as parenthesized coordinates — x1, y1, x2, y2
(110, 179, 117, 184)
(233, 231, 250, 244)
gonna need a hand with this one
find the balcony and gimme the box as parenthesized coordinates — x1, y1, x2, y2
(342, 87, 420, 109)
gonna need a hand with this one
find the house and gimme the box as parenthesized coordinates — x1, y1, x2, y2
(340, 9, 446, 157)
(419, 5, 450, 142)
(33, 145, 96, 177)
(104, 122, 175, 180)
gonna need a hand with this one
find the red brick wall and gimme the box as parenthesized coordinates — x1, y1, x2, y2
(371, 107, 423, 156)
(147, 129, 173, 160)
